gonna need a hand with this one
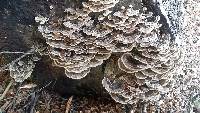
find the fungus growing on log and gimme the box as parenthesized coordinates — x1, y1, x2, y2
(103, 38, 180, 104)
(9, 56, 36, 82)
(36, 0, 162, 79)
(36, 0, 180, 105)
(102, 18, 180, 104)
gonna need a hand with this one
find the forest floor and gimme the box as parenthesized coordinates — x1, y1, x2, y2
(0, 55, 125, 113)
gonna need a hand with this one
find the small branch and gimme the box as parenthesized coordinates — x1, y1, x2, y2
(36, 81, 53, 93)
(0, 51, 32, 54)
(0, 80, 14, 101)
(65, 96, 73, 113)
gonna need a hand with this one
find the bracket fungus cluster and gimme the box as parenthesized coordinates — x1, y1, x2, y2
(36, 0, 180, 105)
(9, 56, 36, 82)
(102, 38, 180, 105)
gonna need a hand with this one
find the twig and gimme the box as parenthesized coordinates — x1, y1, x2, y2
(19, 83, 37, 89)
(30, 92, 39, 113)
(65, 96, 73, 113)
(0, 51, 31, 54)
(9, 82, 23, 112)
(0, 80, 14, 101)
(37, 81, 52, 93)
(0, 48, 35, 72)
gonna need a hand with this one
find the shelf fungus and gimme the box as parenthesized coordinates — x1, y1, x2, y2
(36, 0, 180, 105)
(9, 56, 37, 82)
(102, 12, 180, 104)
(103, 43, 180, 105)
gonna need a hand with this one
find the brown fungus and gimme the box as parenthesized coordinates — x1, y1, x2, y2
(36, 0, 158, 79)
(36, 0, 180, 106)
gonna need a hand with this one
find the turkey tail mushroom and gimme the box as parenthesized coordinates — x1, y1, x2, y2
(36, 0, 181, 108)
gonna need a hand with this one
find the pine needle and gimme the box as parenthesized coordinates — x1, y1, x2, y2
(0, 80, 14, 101)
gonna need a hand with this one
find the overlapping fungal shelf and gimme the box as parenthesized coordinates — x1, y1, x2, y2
(36, 0, 180, 106)
(103, 36, 180, 105)
(9, 56, 36, 82)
